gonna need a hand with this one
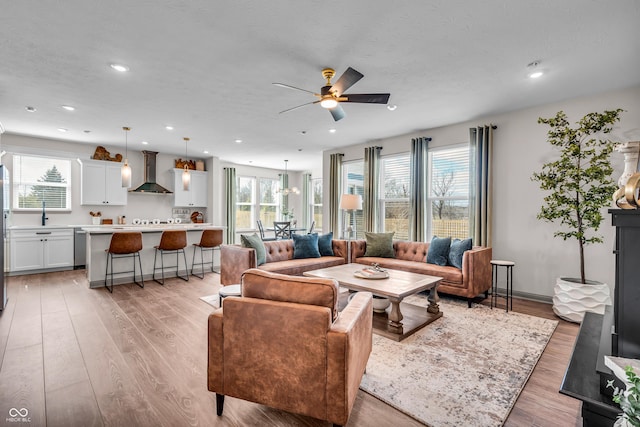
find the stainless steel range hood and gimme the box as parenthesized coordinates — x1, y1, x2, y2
(129, 151, 172, 194)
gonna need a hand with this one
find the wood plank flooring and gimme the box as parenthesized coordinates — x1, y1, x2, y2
(0, 270, 581, 426)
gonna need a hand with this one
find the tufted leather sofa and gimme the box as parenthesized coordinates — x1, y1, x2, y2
(350, 240, 492, 307)
(208, 269, 372, 426)
(220, 239, 349, 285)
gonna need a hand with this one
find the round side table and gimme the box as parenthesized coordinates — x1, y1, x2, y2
(490, 260, 515, 312)
(218, 284, 242, 307)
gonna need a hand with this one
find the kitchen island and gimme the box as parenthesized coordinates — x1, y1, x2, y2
(82, 224, 224, 288)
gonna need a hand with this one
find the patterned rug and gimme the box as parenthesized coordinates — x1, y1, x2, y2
(359, 295, 558, 427)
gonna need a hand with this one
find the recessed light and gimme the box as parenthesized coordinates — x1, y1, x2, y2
(203, 150, 209, 154)
(527, 60, 544, 79)
(329, 129, 337, 133)
(25, 106, 36, 112)
(57, 128, 68, 132)
(529, 71, 544, 79)
(235, 139, 242, 143)
(110, 63, 129, 72)
(141, 141, 149, 145)
(61, 105, 75, 111)
(165, 125, 174, 130)
(387, 104, 397, 111)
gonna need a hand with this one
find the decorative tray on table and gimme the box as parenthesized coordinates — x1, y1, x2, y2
(354, 265, 389, 280)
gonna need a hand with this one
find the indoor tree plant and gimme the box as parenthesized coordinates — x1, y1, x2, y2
(532, 108, 623, 321)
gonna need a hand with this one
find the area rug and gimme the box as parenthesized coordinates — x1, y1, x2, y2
(359, 295, 558, 427)
(199, 294, 219, 308)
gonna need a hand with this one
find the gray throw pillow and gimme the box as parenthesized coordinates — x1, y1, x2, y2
(426, 236, 451, 266)
(448, 238, 473, 269)
(240, 233, 266, 266)
(363, 232, 395, 258)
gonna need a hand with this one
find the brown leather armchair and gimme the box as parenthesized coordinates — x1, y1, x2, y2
(208, 269, 373, 427)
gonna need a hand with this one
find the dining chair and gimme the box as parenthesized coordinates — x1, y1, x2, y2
(273, 221, 292, 239)
(256, 220, 277, 241)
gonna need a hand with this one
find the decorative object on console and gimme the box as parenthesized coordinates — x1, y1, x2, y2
(92, 146, 122, 162)
(121, 126, 132, 188)
(532, 109, 623, 321)
(605, 359, 640, 427)
(89, 211, 102, 225)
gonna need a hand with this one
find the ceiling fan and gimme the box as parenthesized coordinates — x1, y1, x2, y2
(273, 67, 390, 121)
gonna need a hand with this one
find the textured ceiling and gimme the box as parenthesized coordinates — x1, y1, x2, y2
(1, 1, 639, 171)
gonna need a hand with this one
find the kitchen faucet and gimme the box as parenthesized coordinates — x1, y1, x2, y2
(42, 201, 49, 226)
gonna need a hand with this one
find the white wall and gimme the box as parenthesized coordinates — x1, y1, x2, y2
(323, 85, 640, 298)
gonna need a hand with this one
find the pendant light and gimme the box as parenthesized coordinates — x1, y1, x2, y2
(278, 160, 300, 195)
(182, 137, 191, 191)
(121, 126, 132, 188)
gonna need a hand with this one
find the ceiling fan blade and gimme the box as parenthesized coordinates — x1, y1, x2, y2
(329, 104, 346, 121)
(330, 67, 364, 96)
(273, 82, 318, 95)
(279, 101, 318, 114)
(341, 93, 390, 104)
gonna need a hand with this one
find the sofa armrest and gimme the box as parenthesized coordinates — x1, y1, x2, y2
(326, 292, 373, 426)
(207, 309, 224, 392)
(331, 239, 349, 263)
(221, 244, 256, 285)
(462, 246, 493, 296)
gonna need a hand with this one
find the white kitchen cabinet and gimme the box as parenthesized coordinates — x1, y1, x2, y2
(171, 168, 208, 207)
(10, 228, 74, 272)
(80, 159, 128, 205)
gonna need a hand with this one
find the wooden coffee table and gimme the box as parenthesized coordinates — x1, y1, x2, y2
(304, 264, 443, 341)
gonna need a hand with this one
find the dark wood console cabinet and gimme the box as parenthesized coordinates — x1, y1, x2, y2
(560, 210, 640, 426)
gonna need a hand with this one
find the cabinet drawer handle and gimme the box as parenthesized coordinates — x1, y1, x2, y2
(36, 231, 52, 235)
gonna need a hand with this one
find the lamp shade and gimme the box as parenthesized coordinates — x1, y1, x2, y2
(340, 194, 362, 210)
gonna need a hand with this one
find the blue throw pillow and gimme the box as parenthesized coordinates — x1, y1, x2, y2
(240, 233, 266, 266)
(426, 236, 451, 266)
(292, 233, 321, 259)
(317, 232, 334, 256)
(448, 238, 473, 269)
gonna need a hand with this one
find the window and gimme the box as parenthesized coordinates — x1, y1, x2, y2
(236, 176, 255, 229)
(428, 145, 470, 239)
(342, 161, 364, 238)
(259, 178, 279, 225)
(311, 177, 322, 233)
(13, 154, 72, 210)
(380, 153, 410, 240)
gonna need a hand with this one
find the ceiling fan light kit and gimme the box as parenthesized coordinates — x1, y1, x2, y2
(274, 66, 390, 121)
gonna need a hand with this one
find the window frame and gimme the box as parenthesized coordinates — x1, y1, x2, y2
(12, 153, 73, 212)
(341, 160, 365, 239)
(311, 177, 323, 233)
(378, 152, 411, 239)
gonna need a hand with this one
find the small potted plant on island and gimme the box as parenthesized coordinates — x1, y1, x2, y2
(608, 366, 640, 427)
(532, 109, 623, 322)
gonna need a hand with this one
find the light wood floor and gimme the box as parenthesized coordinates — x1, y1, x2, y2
(0, 270, 581, 426)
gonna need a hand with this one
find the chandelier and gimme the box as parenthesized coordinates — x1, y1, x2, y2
(278, 160, 299, 195)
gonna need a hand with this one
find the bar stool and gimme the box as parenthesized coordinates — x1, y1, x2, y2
(191, 228, 223, 279)
(153, 230, 189, 285)
(104, 232, 144, 293)
(491, 260, 515, 312)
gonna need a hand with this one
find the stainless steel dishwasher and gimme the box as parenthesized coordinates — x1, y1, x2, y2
(74, 227, 86, 269)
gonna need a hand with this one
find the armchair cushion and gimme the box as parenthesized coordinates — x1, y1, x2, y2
(240, 233, 266, 265)
(426, 236, 451, 266)
(242, 269, 340, 321)
(292, 232, 321, 259)
(363, 232, 395, 258)
(317, 232, 334, 256)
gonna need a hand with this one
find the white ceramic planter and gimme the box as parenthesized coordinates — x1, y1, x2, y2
(552, 277, 611, 323)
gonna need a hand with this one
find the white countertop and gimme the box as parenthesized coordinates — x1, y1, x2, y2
(81, 223, 224, 234)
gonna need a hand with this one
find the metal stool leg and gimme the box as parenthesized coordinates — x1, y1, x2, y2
(105, 253, 113, 293)
(133, 252, 144, 289)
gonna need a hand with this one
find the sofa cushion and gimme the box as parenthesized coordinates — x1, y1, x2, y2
(363, 232, 395, 258)
(355, 257, 463, 286)
(448, 238, 473, 269)
(259, 256, 346, 277)
(426, 236, 451, 266)
(317, 232, 334, 256)
(241, 233, 266, 266)
(241, 269, 340, 321)
(292, 233, 321, 259)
